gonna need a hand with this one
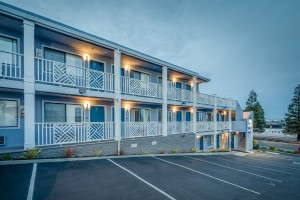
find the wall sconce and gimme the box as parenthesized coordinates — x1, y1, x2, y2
(223, 111, 227, 115)
(125, 104, 130, 110)
(84, 102, 90, 109)
(190, 108, 193, 113)
(83, 54, 90, 61)
(173, 107, 177, 113)
(196, 135, 200, 139)
(172, 78, 176, 83)
(125, 64, 130, 71)
(190, 81, 193, 87)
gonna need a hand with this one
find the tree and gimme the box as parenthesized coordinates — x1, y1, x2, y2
(283, 84, 300, 141)
(244, 90, 266, 132)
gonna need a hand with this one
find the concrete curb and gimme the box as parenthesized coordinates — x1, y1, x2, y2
(0, 151, 247, 165)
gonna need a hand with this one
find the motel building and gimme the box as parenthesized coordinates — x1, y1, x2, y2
(0, 2, 253, 158)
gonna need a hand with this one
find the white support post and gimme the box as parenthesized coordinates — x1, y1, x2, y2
(114, 50, 121, 154)
(192, 76, 197, 133)
(162, 66, 168, 136)
(23, 20, 35, 150)
(228, 98, 232, 150)
(213, 94, 217, 150)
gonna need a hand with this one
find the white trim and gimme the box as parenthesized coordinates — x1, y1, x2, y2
(0, 97, 20, 129)
(129, 69, 151, 81)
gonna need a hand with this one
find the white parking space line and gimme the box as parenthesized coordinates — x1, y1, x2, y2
(108, 159, 176, 200)
(235, 155, 300, 170)
(250, 153, 294, 161)
(183, 156, 282, 183)
(210, 156, 293, 175)
(27, 163, 37, 200)
(153, 157, 260, 195)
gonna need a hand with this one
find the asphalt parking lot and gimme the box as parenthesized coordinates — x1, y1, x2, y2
(1, 152, 300, 200)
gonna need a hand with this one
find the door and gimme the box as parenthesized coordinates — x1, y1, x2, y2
(199, 136, 204, 150)
(89, 60, 105, 89)
(186, 112, 191, 121)
(231, 134, 234, 149)
(216, 134, 220, 148)
(90, 106, 105, 122)
(176, 111, 182, 121)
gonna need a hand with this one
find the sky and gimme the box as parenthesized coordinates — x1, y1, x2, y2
(3, 0, 300, 120)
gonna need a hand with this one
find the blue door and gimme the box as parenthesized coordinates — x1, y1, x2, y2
(175, 82, 182, 89)
(90, 106, 105, 122)
(186, 112, 191, 121)
(186, 84, 191, 90)
(176, 111, 182, 121)
(216, 134, 220, 148)
(90, 60, 104, 72)
(231, 134, 234, 148)
(199, 136, 204, 150)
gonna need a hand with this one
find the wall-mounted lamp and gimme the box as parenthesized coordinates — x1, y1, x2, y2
(84, 101, 90, 109)
(83, 54, 90, 61)
(125, 104, 130, 111)
(173, 107, 177, 113)
(223, 111, 227, 115)
(125, 64, 130, 71)
(190, 108, 194, 113)
(172, 78, 176, 83)
(196, 135, 200, 139)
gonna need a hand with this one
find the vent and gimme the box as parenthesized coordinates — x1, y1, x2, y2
(0, 136, 5, 145)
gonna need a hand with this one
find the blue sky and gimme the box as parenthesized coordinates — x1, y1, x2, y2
(3, 0, 300, 120)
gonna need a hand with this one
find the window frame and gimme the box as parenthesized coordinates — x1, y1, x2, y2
(0, 98, 20, 129)
(42, 101, 84, 123)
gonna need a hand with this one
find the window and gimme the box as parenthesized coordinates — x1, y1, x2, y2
(207, 135, 212, 146)
(44, 48, 83, 76)
(185, 84, 191, 90)
(44, 102, 83, 123)
(130, 108, 150, 122)
(158, 77, 162, 84)
(0, 35, 18, 65)
(167, 110, 173, 122)
(0, 99, 18, 127)
(196, 112, 204, 121)
(158, 110, 162, 122)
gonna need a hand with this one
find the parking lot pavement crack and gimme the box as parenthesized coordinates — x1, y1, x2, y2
(152, 157, 261, 195)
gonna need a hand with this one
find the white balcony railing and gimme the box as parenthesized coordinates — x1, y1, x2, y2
(195, 121, 214, 132)
(217, 121, 230, 130)
(35, 58, 114, 92)
(0, 50, 23, 80)
(35, 122, 114, 146)
(121, 122, 162, 138)
(167, 122, 193, 134)
(197, 93, 215, 106)
(167, 87, 193, 102)
(217, 97, 232, 107)
(121, 76, 162, 98)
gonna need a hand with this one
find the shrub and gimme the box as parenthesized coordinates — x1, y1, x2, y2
(93, 149, 102, 157)
(141, 150, 149, 155)
(20, 148, 42, 160)
(276, 149, 284, 152)
(183, 149, 190, 153)
(159, 150, 166, 154)
(119, 149, 125, 155)
(253, 140, 259, 149)
(191, 148, 197, 153)
(63, 148, 77, 158)
(2, 154, 13, 160)
(172, 148, 180, 154)
(269, 146, 276, 151)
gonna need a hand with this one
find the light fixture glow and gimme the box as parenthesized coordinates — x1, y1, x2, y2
(190, 108, 193, 113)
(173, 107, 177, 113)
(125, 64, 130, 71)
(83, 54, 90, 61)
(172, 78, 176, 83)
(84, 102, 90, 108)
(125, 104, 130, 110)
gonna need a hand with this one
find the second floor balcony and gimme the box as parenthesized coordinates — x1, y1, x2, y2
(35, 57, 114, 92)
(0, 50, 23, 80)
